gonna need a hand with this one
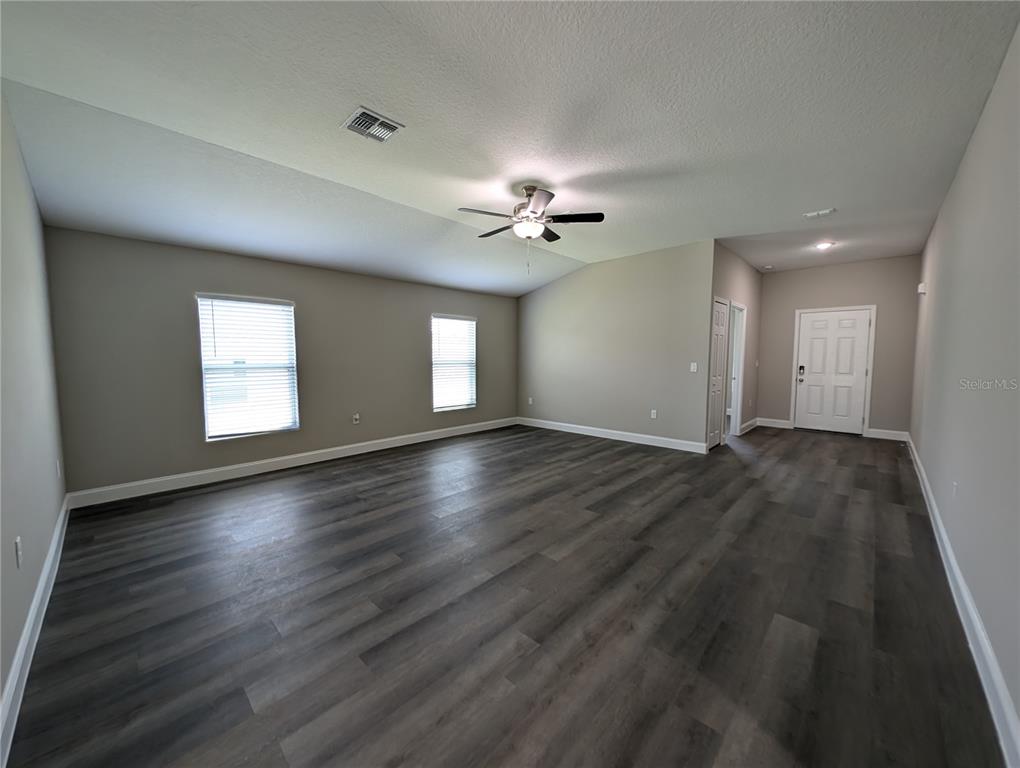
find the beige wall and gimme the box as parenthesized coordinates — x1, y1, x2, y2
(712, 242, 762, 425)
(518, 241, 714, 445)
(45, 228, 517, 491)
(1, 99, 65, 687)
(758, 254, 921, 431)
(912, 23, 1019, 726)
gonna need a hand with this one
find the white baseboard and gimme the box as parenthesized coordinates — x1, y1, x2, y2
(751, 420, 908, 443)
(756, 418, 793, 429)
(518, 417, 707, 454)
(863, 428, 910, 441)
(736, 418, 758, 435)
(66, 416, 710, 511)
(1, 496, 69, 768)
(66, 418, 518, 509)
(907, 437, 1020, 766)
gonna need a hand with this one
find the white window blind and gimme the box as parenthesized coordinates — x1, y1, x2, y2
(197, 294, 299, 440)
(431, 314, 476, 412)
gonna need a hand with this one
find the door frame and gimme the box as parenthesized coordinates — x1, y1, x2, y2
(789, 304, 877, 433)
(706, 296, 730, 449)
(726, 301, 747, 439)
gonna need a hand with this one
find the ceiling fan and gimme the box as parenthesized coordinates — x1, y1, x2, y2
(458, 185, 605, 242)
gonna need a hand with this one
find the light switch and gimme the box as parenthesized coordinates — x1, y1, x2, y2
(689, 362, 698, 373)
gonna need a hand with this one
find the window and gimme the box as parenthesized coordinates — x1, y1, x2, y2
(431, 314, 476, 412)
(197, 294, 299, 440)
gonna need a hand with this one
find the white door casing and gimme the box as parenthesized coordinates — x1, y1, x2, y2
(707, 298, 729, 448)
(793, 308, 872, 434)
(727, 302, 746, 438)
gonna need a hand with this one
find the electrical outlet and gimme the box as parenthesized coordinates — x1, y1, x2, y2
(650, 409, 657, 419)
(15, 536, 23, 569)
(689, 362, 698, 373)
(352, 413, 361, 425)
(528, 397, 533, 405)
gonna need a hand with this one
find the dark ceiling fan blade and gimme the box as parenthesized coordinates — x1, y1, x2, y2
(540, 227, 561, 243)
(545, 212, 605, 224)
(525, 188, 555, 217)
(458, 207, 511, 219)
(478, 225, 513, 238)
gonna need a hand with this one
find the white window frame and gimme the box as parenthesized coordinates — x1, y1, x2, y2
(196, 292, 300, 441)
(431, 313, 477, 413)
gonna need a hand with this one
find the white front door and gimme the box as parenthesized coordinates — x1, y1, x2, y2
(707, 299, 729, 448)
(794, 309, 871, 434)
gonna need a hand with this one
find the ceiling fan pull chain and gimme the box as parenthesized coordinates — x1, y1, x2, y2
(526, 238, 532, 276)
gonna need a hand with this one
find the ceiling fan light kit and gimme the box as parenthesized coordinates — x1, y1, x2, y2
(512, 220, 545, 239)
(458, 185, 605, 243)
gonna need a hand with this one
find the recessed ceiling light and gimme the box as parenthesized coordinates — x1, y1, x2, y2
(815, 241, 836, 251)
(763, 265, 774, 270)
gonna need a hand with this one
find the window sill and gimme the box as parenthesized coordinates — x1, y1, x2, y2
(432, 405, 477, 413)
(205, 426, 300, 442)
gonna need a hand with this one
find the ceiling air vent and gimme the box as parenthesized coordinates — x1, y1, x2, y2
(345, 107, 403, 143)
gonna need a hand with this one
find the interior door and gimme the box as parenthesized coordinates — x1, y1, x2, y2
(794, 309, 871, 434)
(707, 299, 729, 448)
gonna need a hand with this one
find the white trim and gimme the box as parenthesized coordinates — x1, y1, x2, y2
(756, 418, 794, 429)
(430, 312, 477, 322)
(736, 417, 758, 435)
(1, 496, 69, 767)
(706, 296, 731, 450)
(194, 291, 294, 307)
(790, 305, 877, 435)
(66, 418, 517, 509)
(907, 437, 1020, 767)
(65, 416, 711, 511)
(727, 300, 747, 440)
(862, 428, 910, 441)
(518, 417, 708, 454)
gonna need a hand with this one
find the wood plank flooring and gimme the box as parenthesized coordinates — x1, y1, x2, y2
(9, 426, 1003, 767)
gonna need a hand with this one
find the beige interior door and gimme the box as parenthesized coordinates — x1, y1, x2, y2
(707, 299, 729, 448)
(794, 309, 871, 434)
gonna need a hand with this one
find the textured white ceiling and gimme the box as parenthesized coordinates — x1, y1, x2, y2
(2, 82, 579, 296)
(719, 218, 931, 273)
(2, 2, 1018, 293)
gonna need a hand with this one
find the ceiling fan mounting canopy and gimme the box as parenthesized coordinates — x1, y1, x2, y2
(458, 186, 605, 242)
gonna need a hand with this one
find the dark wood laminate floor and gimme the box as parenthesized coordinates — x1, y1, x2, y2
(10, 426, 1003, 767)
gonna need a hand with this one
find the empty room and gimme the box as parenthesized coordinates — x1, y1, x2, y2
(2, 2, 1019, 766)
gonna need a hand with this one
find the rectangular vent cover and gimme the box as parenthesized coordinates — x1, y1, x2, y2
(345, 107, 403, 142)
